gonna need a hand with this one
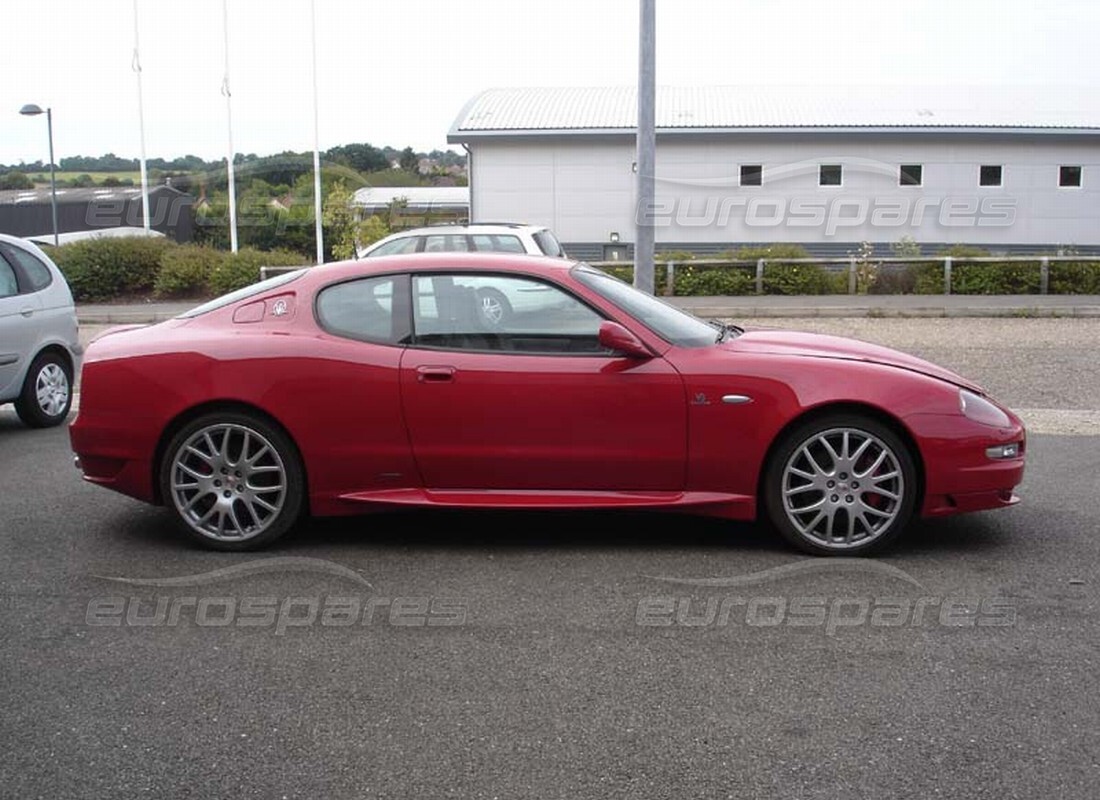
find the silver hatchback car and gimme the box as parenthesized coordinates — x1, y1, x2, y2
(0, 234, 80, 427)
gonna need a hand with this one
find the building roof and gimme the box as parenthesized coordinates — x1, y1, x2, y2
(351, 186, 469, 209)
(449, 86, 1100, 139)
(0, 185, 189, 206)
(25, 227, 166, 246)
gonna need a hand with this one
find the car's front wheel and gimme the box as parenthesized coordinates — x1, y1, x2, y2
(159, 412, 305, 550)
(763, 414, 918, 556)
(15, 351, 73, 428)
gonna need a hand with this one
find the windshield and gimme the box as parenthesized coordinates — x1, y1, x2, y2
(178, 268, 307, 318)
(572, 265, 721, 348)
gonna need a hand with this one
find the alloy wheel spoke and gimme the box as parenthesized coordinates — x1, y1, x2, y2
(802, 447, 829, 477)
(857, 450, 888, 479)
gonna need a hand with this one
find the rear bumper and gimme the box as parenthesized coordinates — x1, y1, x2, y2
(69, 413, 158, 504)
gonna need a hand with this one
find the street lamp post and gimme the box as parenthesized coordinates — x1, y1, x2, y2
(19, 104, 59, 247)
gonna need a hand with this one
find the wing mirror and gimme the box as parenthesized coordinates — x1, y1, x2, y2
(598, 321, 652, 359)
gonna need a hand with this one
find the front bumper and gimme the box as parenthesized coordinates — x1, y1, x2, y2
(913, 411, 1026, 518)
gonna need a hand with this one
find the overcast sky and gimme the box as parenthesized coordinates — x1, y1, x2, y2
(2, 0, 1097, 164)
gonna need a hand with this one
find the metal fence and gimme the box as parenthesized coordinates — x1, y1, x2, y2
(590, 256, 1098, 296)
(262, 255, 1099, 296)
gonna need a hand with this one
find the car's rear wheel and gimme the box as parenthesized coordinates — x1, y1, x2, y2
(763, 414, 918, 556)
(159, 412, 305, 551)
(15, 351, 73, 428)
(476, 287, 512, 328)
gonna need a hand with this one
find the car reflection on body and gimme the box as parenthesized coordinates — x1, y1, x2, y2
(70, 253, 1025, 554)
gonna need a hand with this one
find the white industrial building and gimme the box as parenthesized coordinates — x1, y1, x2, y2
(448, 86, 1100, 260)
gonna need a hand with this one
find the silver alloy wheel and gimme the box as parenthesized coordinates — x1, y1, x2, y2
(781, 427, 905, 550)
(169, 423, 287, 541)
(35, 363, 69, 417)
(479, 293, 505, 326)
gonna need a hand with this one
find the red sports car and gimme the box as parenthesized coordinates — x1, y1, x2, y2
(70, 254, 1025, 555)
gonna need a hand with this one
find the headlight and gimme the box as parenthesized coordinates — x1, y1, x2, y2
(959, 389, 1011, 427)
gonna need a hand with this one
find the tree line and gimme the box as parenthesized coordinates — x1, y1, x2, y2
(0, 143, 467, 190)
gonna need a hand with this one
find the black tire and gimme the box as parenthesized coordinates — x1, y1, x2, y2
(158, 411, 306, 551)
(475, 287, 512, 328)
(14, 350, 73, 428)
(762, 413, 918, 556)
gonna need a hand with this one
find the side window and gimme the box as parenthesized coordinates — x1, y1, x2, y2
(470, 234, 525, 254)
(0, 259, 18, 299)
(411, 273, 605, 354)
(532, 230, 564, 258)
(423, 235, 470, 253)
(0, 245, 53, 292)
(367, 237, 420, 257)
(316, 275, 403, 343)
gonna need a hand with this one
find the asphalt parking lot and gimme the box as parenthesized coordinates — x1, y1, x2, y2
(2, 318, 1098, 799)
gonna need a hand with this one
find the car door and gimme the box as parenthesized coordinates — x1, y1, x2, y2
(0, 253, 42, 400)
(399, 271, 687, 491)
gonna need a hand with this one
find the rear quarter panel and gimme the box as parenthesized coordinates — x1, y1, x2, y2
(72, 316, 416, 511)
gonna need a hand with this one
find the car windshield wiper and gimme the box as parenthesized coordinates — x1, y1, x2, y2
(711, 321, 743, 343)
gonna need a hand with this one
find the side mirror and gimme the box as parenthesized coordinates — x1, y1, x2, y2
(598, 321, 652, 359)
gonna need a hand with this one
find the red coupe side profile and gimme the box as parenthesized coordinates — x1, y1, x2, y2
(70, 254, 1025, 554)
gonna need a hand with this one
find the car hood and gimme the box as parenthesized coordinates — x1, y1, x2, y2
(725, 329, 984, 392)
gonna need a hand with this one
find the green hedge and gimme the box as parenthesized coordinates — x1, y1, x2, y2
(43, 237, 1100, 302)
(47, 238, 308, 302)
(154, 246, 225, 298)
(51, 237, 174, 302)
(1049, 261, 1100, 294)
(207, 248, 306, 296)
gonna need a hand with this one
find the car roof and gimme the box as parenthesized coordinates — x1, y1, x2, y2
(309, 252, 579, 285)
(377, 223, 546, 237)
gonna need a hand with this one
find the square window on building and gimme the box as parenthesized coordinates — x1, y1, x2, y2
(740, 164, 762, 186)
(1059, 165, 1082, 187)
(819, 164, 842, 186)
(979, 165, 1003, 187)
(900, 164, 923, 186)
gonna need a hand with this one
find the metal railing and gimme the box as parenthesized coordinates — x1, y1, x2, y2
(261, 255, 1098, 295)
(590, 255, 1097, 296)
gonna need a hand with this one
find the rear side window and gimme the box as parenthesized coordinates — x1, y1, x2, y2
(367, 236, 421, 257)
(316, 275, 405, 343)
(423, 235, 471, 253)
(470, 234, 525, 254)
(533, 230, 564, 257)
(0, 259, 17, 298)
(0, 244, 53, 291)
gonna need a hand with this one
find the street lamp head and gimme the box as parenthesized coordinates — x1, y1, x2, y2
(19, 104, 45, 116)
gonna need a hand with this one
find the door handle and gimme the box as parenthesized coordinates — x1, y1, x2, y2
(19, 307, 34, 318)
(417, 366, 456, 383)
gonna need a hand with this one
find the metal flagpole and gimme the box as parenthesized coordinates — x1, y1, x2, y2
(310, 0, 324, 264)
(634, 0, 656, 294)
(132, 0, 151, 233)
(221, 0, 239, 252)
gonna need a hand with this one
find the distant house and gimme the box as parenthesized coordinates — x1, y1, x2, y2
(351, 186, 470, 229)
(0, 185, 195, 243)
